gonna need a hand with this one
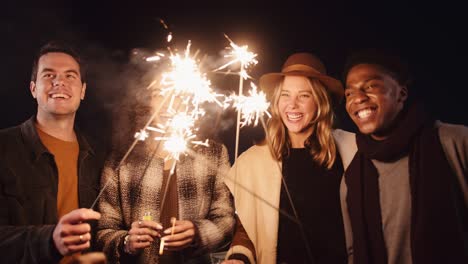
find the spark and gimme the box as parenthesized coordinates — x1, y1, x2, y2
(136, 42, 222, 161)
(159, 41, 225, 108)
(228, 82, 271, 127)
(214, 34, 258, 80)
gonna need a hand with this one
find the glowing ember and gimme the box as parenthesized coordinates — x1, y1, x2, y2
(229, 83, 271, 127)
(214, 34, 258, 80)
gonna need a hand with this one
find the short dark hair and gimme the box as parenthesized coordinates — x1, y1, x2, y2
(31, 41, 85, 82)
(342, 49, 411, 86)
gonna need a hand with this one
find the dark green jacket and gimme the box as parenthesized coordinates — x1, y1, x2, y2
(0, 116, 104, 263)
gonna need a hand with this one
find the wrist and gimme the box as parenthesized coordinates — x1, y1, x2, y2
(122, 234, 135, 255)
(49, 232, 64, 260)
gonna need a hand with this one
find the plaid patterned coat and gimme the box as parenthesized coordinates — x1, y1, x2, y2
(95, 141, 235, 263)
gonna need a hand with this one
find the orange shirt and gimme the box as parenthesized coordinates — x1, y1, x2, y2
(36, 126, 80, 263)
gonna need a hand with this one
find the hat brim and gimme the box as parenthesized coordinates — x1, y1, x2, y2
(259, 71, 344, 103)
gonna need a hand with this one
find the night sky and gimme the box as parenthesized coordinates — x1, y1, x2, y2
(2, 2, 466, 163)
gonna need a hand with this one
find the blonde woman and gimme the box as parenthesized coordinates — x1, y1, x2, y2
(224, 53, 353, 264)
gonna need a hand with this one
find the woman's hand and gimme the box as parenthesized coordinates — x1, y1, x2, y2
(124, 220, 163, 255)
(161, 220, 196, 251)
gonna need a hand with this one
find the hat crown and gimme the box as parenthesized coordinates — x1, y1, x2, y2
(281, 52, 327, 75)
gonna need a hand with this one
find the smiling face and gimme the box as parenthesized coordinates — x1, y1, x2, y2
(277, 75, 318, 145)
(345, 64, 408, 140)
(30, 52, 86, 119)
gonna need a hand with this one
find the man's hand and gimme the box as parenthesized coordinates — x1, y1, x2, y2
(124, 220, 163, 255)
(53, 208, 101, 256)
(161, 220, 196, 251)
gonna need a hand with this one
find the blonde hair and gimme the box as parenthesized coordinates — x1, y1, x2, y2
(266, 77, 337, 169)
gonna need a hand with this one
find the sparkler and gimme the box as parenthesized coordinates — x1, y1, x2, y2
(90, 40, 221, 210)
(228, 82, 271, 127)
(215, 34, 258, 161)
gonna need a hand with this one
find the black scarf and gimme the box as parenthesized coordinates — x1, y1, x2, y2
(345, 103, 467, 263)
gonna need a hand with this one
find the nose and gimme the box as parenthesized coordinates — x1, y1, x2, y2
(352, 90, 369, 104)
(52, 75, 66, 87)
(288, 96, 299, 108)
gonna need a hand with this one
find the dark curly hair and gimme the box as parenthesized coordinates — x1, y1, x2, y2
(342, 49, 411, 87)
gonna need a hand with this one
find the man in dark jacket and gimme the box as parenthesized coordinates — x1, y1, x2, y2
(0, 42, 104, 263)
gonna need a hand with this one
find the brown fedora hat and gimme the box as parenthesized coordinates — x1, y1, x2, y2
(259, 52, 343, 102)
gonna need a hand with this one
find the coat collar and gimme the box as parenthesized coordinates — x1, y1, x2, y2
(20, 115, 95, 162)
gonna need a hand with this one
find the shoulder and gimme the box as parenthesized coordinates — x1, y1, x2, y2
(0, 124, 24, 149)
(238, 144, 271, 160)
(0, 125, 20, 137)
(332, 129, 357, 169)
(332, 128, 356, 143)
(435, 121, 468, 161)
(233, 144, 276, 170)
(436, 121, 468, 141)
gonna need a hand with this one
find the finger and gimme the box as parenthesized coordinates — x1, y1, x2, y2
(162, 228, 194, 242)
(65, 241, 91, 254)
(163, 220, 193, 235)
(128, 227, 160, 238)
(58, 223, 92, 237)
(62, 233, 91, 246)
(132, 241, 152, 250)
(140, 220, 164, 230)
(163, 238, 192, 250)
(128, 228, 161, 237)
(129, 234, 155, 244)
(61, 208, 101, 224)
(131, 234, 154, 243)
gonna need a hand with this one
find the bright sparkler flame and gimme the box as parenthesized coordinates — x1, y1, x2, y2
(214, 35, 258, 80)
(229, 83, 271, 127)
(136, 42, 226, 161)
(169, 113, 195, 132)
(136, 36, 267, 162)
(160, 41, 224, 109)
(163, 135, 188, 160)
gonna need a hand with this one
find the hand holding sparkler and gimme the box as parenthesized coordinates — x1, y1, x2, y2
(160, 219, 196, 251)
(124, 218, 163, 255)
(159, 217, 177, 255)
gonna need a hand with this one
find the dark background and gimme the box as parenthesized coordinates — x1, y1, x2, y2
(2, 1, 466, 163)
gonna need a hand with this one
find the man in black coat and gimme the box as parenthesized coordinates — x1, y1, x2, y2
(0, 42, 104, 263)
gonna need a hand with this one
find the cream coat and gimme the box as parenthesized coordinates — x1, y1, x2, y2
(225, 129, 355, 264)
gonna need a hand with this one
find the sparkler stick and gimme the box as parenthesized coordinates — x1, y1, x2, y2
(215, 34, 258, 160)
(159, 239, 165, 255)
(159, 159, 177, 217)
(234, 65, 244, 160)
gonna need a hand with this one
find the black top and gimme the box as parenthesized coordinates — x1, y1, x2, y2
(277, 148, 347, 264)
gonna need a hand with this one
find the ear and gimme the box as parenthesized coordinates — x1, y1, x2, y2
(398, 85, 408, 104)
(80, 83, 87, 100)
(30, 81, 37, 99)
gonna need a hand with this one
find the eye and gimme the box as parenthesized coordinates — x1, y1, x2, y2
(365, 80, 383, 90)
(299, 93, 311, 98)
(66, 74, 77, 79)
(280, 92, 289, 97)
(43, 73, 54, 78)
(364, 84, 374, 90)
